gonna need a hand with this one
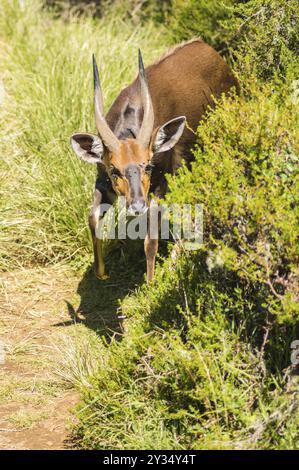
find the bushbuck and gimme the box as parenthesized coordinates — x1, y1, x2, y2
(70, 39, 238, 282)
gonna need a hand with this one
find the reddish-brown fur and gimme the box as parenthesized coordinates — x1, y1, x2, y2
(107, 39, 238, 151)
(104, 39, 239, 201)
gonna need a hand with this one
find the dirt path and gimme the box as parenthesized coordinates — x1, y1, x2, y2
(0, 266, 82, 449)
(0, 256, 143, 450)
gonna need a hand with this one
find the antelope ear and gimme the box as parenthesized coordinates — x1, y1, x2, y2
(70, 133, 104, 163)
(152, 116, 186, 154)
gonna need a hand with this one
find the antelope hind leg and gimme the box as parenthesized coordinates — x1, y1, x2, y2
(144, 203, 160, 283)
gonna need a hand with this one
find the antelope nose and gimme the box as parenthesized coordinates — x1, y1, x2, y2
(128, 200, 148, 216)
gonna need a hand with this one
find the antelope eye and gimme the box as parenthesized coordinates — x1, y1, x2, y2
(144, 163, 154, 174)
(110, 166, 122, 179)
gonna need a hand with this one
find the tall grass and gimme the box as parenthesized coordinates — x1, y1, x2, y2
(0, 0, 169, 271)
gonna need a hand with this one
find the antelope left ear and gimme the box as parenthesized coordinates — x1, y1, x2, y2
(152, 116, 186, 154)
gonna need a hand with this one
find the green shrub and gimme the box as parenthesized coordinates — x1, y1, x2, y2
(167, 73, 299, 325)
(169, 0, 299, 79)
(169, 0, 236, 52)
(228, 0, 299, 80)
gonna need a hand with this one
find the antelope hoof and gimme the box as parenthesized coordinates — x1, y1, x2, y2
(95, 272, 110, 280)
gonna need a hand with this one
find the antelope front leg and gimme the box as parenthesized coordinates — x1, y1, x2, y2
(89, 188, 109, 280)
(144, 235, 158, 283)
(94, 238, 108, 280)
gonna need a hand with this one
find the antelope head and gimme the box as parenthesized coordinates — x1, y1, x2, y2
(70, 51, 186, 216)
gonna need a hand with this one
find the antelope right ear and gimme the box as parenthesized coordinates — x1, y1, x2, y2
(70, 133, 104, 164)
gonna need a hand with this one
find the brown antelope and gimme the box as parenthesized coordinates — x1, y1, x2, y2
(70, 39, 238, 282)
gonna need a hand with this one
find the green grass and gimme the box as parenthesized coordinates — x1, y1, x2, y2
(0, 0, 170, 271)
(72, 253, 299, 450)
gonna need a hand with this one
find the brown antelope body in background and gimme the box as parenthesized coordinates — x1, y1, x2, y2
(70, 39, 239, 282)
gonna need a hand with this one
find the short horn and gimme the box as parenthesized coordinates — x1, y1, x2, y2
(92, 54, 120, 154)
(137, 49, 154, 149)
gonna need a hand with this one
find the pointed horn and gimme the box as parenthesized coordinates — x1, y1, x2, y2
(137, 49, 154, 149)
(92, 54, 120, 154)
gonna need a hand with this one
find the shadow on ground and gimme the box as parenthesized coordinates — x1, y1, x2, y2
(57, 241, 146, 339)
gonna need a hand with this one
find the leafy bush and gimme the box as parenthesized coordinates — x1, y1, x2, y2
(169, 0, 299, 79)
(167, 74, 299, 325)
(228, 0, 299, 79)
(169, 0, 236, 52)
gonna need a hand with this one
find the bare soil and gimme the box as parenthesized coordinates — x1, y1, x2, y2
(0, 266, 81, 450)
(0, 257, 143, 450)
